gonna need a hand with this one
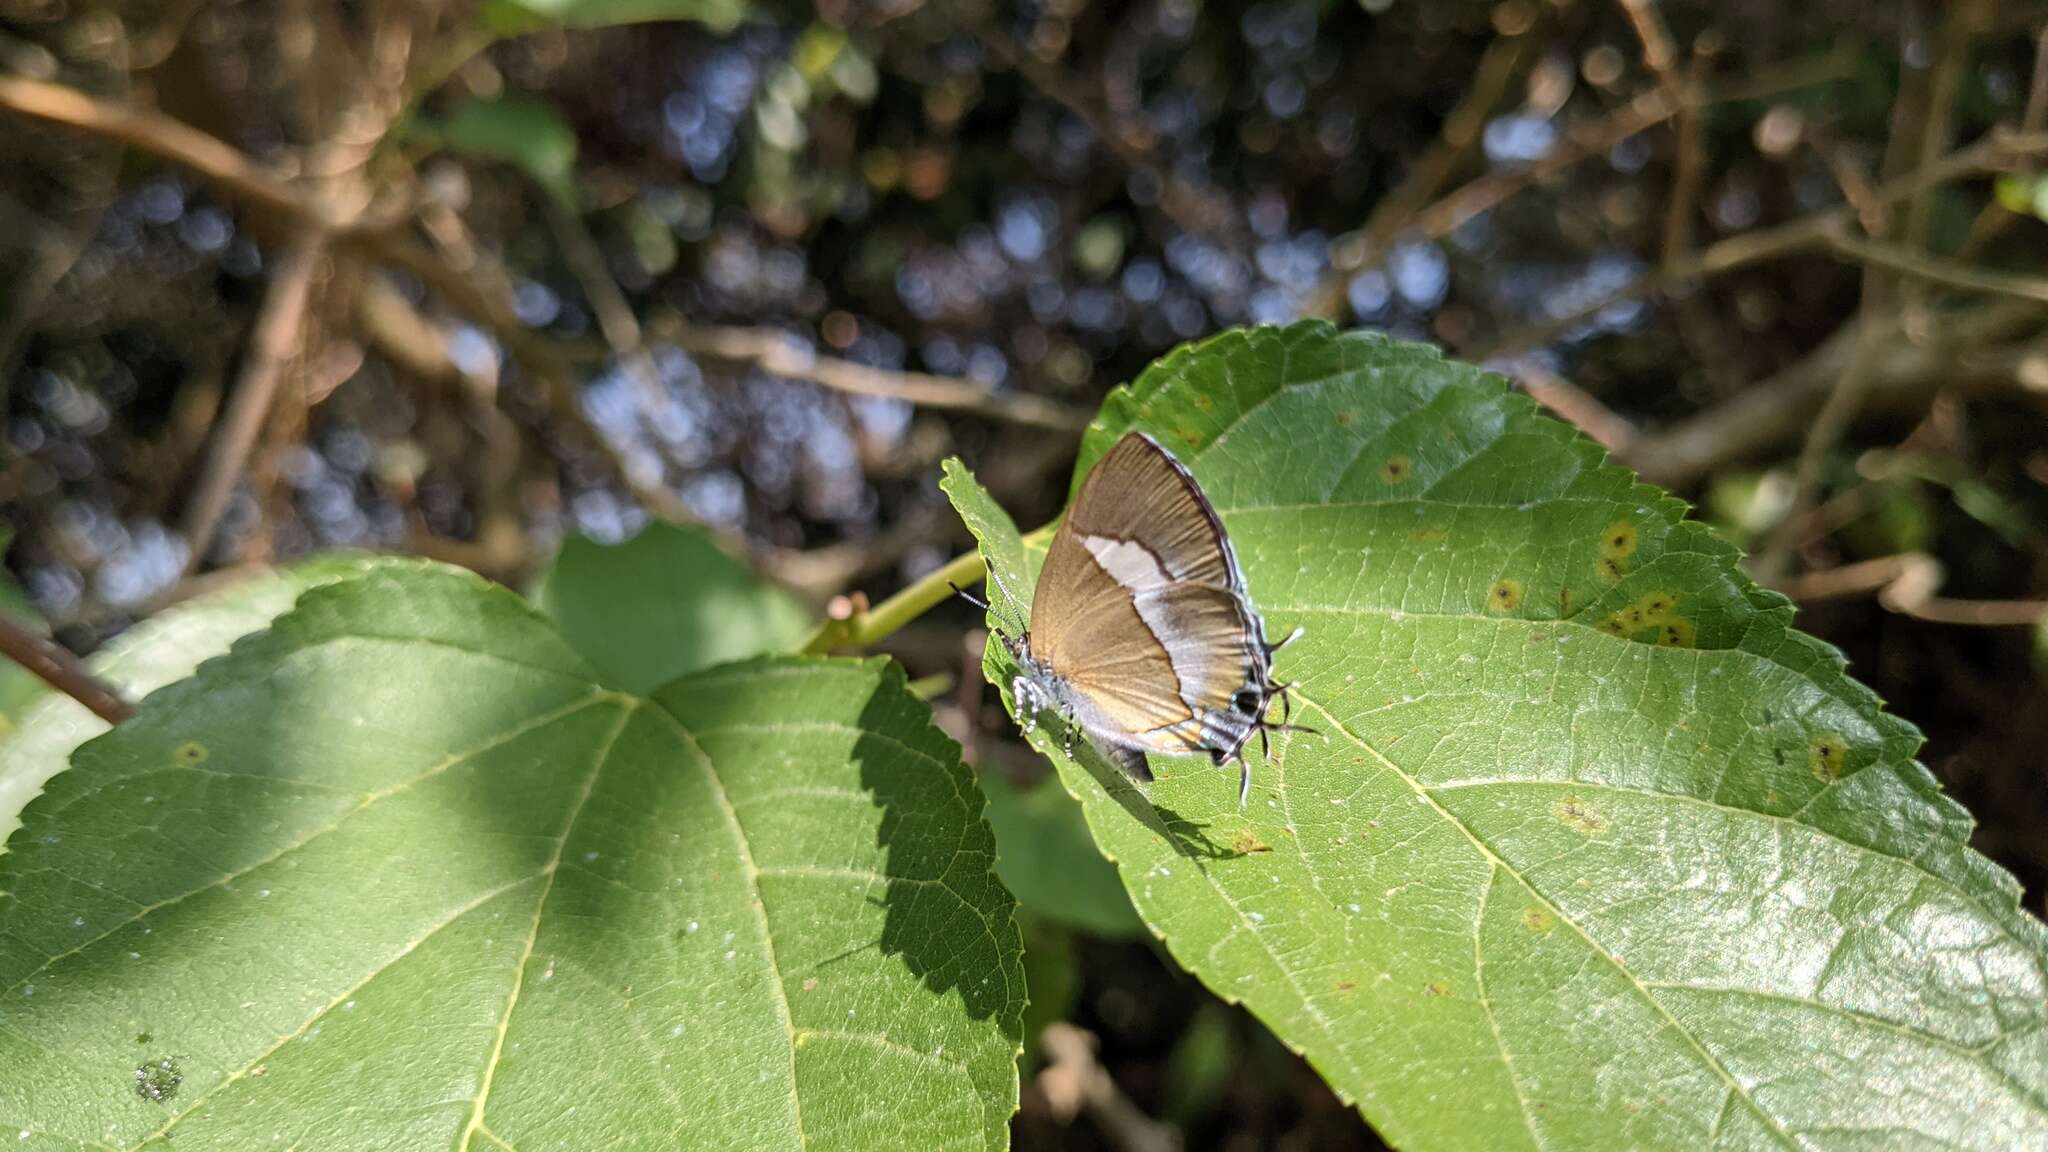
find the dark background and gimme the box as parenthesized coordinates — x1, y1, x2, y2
(4, 1, 2046, 1146)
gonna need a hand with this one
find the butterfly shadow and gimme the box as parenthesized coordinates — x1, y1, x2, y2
(1061, 738, 1247, 862)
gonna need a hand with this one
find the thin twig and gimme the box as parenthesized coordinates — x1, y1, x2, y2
(180, 234, 325, 573)
(645, 317, 1090, 434)
(543, 197, 668, 415)
(1037, 1024, 1183, 1152)
(1476, 128, 2048, 357)
(0, 73, 334, 229)
(1773, 552, 2048, 626)
(1620, 300, 2047, 487)
(0, 614, 132, 725)
(1661, 45, 1716, 266)
(1311, 29, 1535, 316)
(1823, 222, 2048, 304)
(1408, 48, 1855, 256)
(1504, 359, 1639, 453)
(976, 23, 1240, 242)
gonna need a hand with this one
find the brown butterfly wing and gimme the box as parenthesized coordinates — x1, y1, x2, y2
(1064, 433, 1243, 590)
(1030, 432, 1263, 757)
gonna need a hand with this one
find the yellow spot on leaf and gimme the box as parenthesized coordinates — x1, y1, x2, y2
(1486, 578, 1524, 614)
(174, 741, 208, 766)
(1632, 591, 1679, 622)
(1409, 526, 1449, 544)
(1809, 733, 1848, 782)
(1557, 795, 1608, 835)
(1381, 455, 1412, 483)
(1424, 980, 1453, 999)
(1600, 521, 1639, 561)
(802, 977, 818, 991)
(1596, 616, 1628, 637)
(1175, 426, 1203, 448)
(1231, 830, 1272, 855)
(1521, 907, 1555, 932)
(1656, 619, 1696, 648)
(1193, 395, 1214, 412)
(1596, 557, 1625, 584)
(1336, 979, 1357, 992)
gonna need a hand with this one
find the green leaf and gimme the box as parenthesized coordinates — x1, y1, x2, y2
(981, 772, 1142, 938)
(0, 555, 390, 848)
(482, 0, 746, 33)
(944, 322, 2048, 1151)
(0, 562, 1022, 1150)
(434, 94, 580, 207)
(533, 522, 812, 693)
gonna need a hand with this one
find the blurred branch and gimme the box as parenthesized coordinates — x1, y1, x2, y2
(0, 614, 132, 725)
(1823, 222, 2048, 305)
(543, 198, 668, 413)
(0, 73, 333, 228)
(1773, 552, 2048, 626)
(645, 316, 1091, 434)
(1315, 46, 1856, 320)
(179, 233, 325, 574)
(1037, 1024, 1183, 1152)
(1621, 301, 2048, 487)
(976, 23, 1241, 243)
(1503, 359, 1639, 453)
(1478, 127, 2048, 357)
(1311, 26, 1536, 315)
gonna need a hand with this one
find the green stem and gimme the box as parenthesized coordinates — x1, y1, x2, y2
(801, 524, 1055, 655)
(802, 548, 987, 654)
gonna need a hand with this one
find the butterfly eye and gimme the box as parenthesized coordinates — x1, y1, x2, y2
(1233, 689, 1262, 715)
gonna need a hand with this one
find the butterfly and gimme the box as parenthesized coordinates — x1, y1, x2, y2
(961, 431, 1306, 806)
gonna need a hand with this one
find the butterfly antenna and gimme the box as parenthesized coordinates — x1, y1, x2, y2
(946, 581, 991, 611)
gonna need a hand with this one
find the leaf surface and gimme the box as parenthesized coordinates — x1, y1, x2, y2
(945, 322, 2048, 1151)
(0, 556, 387, 847)
(0, 563, 1021, 1151)
(533, 522, 812, 693)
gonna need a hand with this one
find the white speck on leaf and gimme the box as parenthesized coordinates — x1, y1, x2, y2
(686, 921, 699, 933)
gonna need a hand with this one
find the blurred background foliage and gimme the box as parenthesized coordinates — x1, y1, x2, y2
(5, 0, 2048, 1146)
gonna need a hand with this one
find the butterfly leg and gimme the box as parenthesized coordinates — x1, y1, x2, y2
(1012, 675, 1039, 735)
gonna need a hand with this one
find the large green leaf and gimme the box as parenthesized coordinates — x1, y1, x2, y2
(0, 555, 390, 847)
(0, 563, 1022, 1150)
(944, 322, 2048, 1151)
(533, 522, 812, 694)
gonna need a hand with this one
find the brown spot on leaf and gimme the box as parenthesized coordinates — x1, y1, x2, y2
(1521, 907, 1555, 932)
(1336, 980, 1357, 992)
(1424, 980, 1453, 998)
(1656, 619, 1696, 648)
(1809, 733, 1848, 782)
(1231, 830, 1272, 855)
(1334, 410, 1354, 426)
(1557, 795, 1608, 835)
(174, 741, 208, 766)
(1486, 578, 1524, 614)
(1193, 395, 1214, 412)
(802, 977, 818, 991)
(1381, 455, 1412, 483)
(1599, 521, 1639, 561)
(1596, 557, 1625, 584)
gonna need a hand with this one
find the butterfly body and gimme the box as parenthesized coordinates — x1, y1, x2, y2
(991, 432, 1301, 806)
